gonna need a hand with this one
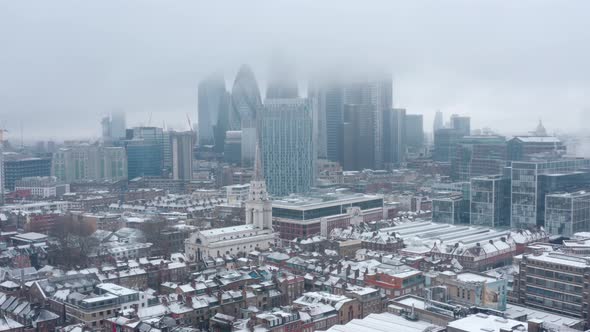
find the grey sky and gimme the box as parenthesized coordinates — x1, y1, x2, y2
(0, 0, 589, 141)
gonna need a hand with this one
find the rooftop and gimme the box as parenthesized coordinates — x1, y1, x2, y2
(447, 314, 526, 332)
(323, 312, 442, 332)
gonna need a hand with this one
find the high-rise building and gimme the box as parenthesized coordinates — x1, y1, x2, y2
(383, 108, 406, 167)
(405, 114, 424, 149)
(450, 114, 471, 136)
(126, 127, 167, 177)
(198, 73, 230, 152)
(231, 65, 263, 166)
(101, 112, 126, 143)
(171, 131, 195, 180)
(110, 112, 126, 140)
(223, 131, 242, 165)
(260, 99, 313, 196)
(545, 191, 590, 237)
(433, 128, 464, 162)
(507, 136, 566, 161)
(3, 154, 52, 190)
(52, 145, 127, 183)
(343, 77, 392, 169)
(451, 135, 507, 181)
(308, 81, 344, 162)
(470, 174, 511, 228)
(433, 110, 444, 133)
(342, 104, 375, 171)
(511, 159, 590, 229)
(265, 55, 298, 99)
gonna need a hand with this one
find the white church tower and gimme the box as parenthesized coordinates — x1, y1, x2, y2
(245, 141, 272, 230)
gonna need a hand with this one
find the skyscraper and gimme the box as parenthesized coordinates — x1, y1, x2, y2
(171, 131, 195, 180)
(308, 81, 344, 163)
(110, 111, 126, 140)
(450, 114, 471, 137)
(198, 73, 230, 152)
(433, 110, 444, 133)
(260, 99, 313, 196)
(342, 104, 375, 171)
(405, 114, 424, 149)
(265, 54, 298, 99)
(383, 108, 406, 167)
(343, 77, 392, 169)
(433, 128, 463, 162)
(231, 65, 262, 166)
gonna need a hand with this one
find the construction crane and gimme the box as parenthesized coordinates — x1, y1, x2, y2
(186, 113, 193, 132)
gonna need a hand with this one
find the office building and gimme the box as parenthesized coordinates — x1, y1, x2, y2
(433, 110, 444, 133)
(470, 175, 511, 228)
(511, 159, 590, 229)
(223, 130, 242, 165)
(101, 112, 126, 143)
(433, 128, 464, 162)
(272, 191, 383, 240)
(170, 131, 194, 180)
(198, 73, 230, 152)
(517, 251, 590, 319)
(230, 64, 263, 166)
(507, 136, 566, 161)
(342, 104, 375, 171)
(3, 153, 52, 190)
(265, 54, 298, 99)
(14, 176, 70, 198)
(259, 98, 313, 196)
(451, 135, 507, 181)
(343, 77, 392, 169)
(450, 114, 471, 136)
(405, 114, 424, 149)
(383, 108, 406, 167)
(52, 145, 127, 183)
(545, 191, 590, 237)
(125, 127, 167, 178)
(308, 81, 344, 163)
(432, 193, 470, 225)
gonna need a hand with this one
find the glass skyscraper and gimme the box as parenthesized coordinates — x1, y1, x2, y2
(260, 98, 313, 196)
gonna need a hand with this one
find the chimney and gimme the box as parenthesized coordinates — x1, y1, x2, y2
(337, 263, 342, 275)
(354, 269, 359, 279)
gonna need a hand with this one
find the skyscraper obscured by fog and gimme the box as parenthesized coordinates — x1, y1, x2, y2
(171, 131, 194, 180)
(383, 108, 406, 167)
(405, 114, 424, 149)
(265, 55, 298, 99)
(260, 99, 313, 196)
(198, 73, 230, 152)
(342, 104, 375, 171)
(101, 111, 126, 143)
(433, 110, 444, 133)
(451, 114, 471, 136)
(308, 81, 344, 163)
(343, 76, 392, 169)
(231, 65, 262, 166)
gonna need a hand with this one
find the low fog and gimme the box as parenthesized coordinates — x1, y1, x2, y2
(0, 0, 589, 140)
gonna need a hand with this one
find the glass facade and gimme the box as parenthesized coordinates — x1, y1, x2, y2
(545, 192, 590, 237)
(511, 159, 590, 229)
(470, 175, 511, 228)
(273, 198, 383, 221)
(260, 99, 313, 196)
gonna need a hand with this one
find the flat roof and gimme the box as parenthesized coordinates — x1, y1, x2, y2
(272, 192, 382, 210)
(447, 314, 526, 332)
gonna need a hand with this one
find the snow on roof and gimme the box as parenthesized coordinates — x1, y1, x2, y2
(447, 314, 526, 332)
(323, 312, 441, 332)
(11, 232, 47, 241)
(96, 283, 138, 296)
(395, 296, 426, 310)
(456, 273, 497, 283)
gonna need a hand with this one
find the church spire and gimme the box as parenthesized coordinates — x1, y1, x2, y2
(254, 137, 263, 181)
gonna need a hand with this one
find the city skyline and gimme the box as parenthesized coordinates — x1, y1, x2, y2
(1, 1, 589, 140)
